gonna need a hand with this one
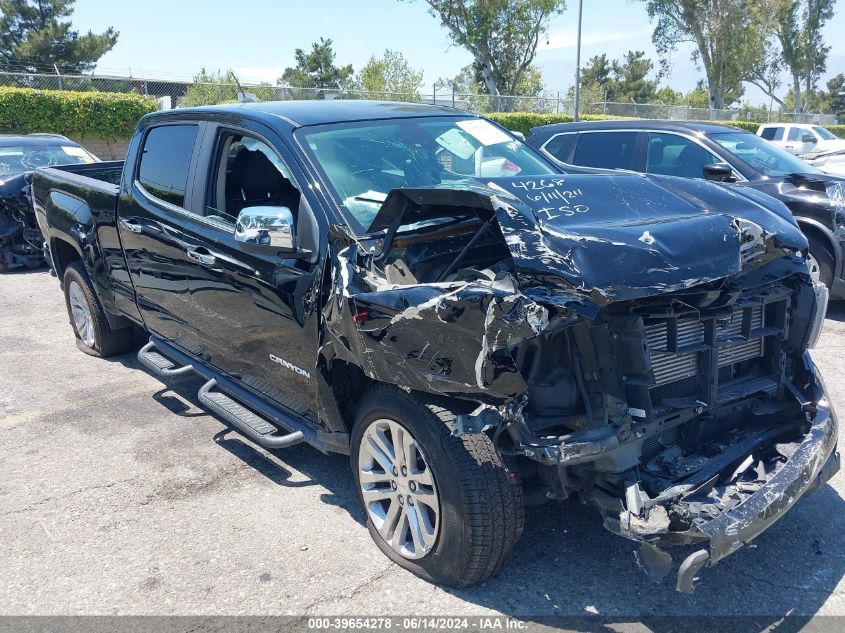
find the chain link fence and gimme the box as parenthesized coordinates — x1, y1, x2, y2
(585, 101, 837, 124)
(0, 71, 836, 124)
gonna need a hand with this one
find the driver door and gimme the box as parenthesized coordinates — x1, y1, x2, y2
(180, 123, 324, 421)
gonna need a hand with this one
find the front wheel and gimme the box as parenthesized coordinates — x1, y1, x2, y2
(351, 386, 524, 587)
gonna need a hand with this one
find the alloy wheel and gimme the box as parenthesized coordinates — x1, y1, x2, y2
(357, 418, 440, 560)
(68, 281, 95, 348)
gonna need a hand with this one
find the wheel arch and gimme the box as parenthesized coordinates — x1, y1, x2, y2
(796, 217, 840, 276)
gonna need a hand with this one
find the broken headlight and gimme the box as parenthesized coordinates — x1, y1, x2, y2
(806, 279, 829, 349)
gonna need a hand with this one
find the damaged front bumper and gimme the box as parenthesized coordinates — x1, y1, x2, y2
(622, 354, 839, 592)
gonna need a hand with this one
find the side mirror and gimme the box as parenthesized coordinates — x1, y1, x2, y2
(703, 163, 737, 183)
(510, 130, 526, 141)
(802, 133, 817, 144)
(234, 206, 295, 252)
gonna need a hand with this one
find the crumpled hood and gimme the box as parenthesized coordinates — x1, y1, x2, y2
(371, 173, 809, 307)
(488, 173, 808, 304)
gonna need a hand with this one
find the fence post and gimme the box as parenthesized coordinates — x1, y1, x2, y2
(556, 91, 560, 114)
(432, 83, 436, 105)
(452, 86, 455, 108)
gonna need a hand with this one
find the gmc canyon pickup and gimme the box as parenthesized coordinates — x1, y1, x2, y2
(33, 101, 839, 592)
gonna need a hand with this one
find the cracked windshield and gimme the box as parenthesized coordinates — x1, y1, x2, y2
(299, 116, 554, 232)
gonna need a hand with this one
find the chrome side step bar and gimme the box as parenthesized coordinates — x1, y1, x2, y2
(136, 336, 349, 454)
(137, 341, 194, 377)
(198, 378, 305, 449)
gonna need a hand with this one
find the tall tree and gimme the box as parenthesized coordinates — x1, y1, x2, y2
(569, 51, 658, 104)
(579, 54, 612, 96)
(611, 51, 659, 103)
(356, 49, 424, 98)
(0, 0, 117, 73)
(642, 0, 770, 109)
(414, 0, 565, 106)
(746, 37, 786, 108)
(774, 0, 834, 113)
(824, 73, 845, 117)
(279, 37, 353, 89)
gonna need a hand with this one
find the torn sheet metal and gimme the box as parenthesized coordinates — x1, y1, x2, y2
(325, 240, 576, 402)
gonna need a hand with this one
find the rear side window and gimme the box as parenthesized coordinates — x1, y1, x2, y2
(572, 131, 638, 170)
(541, 133, 577, 162)
(787, 127, 801, 142)
(137, 124, 199, 207)
(760, 127, 784, 141)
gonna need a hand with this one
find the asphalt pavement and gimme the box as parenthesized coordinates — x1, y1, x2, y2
(1, 269, 844, 622)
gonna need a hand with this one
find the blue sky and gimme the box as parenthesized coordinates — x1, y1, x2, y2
(72, 0, 845, 106)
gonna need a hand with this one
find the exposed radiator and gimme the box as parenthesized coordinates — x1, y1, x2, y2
(645, 305, 764, 387)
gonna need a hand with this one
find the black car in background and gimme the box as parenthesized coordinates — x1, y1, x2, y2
(526, 120, 845, 297)
(0, 134, 97, 271)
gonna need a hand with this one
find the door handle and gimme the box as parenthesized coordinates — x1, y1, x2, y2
(119, 217, 143, 233)
(186, 247, 217, 267)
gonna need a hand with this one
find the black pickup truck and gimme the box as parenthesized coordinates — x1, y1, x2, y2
(33, 101, 839, 592)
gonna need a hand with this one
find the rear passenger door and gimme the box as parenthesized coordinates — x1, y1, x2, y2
(569, 131, 644, 171)
(119, 123, 202, 348)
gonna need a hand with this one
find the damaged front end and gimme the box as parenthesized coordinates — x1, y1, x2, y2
(0, 172, 44, 271)
(323, 173, 839, 592)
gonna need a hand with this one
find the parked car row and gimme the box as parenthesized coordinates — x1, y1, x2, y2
(29, 101, 838, 594)
(0, 134, 97, 271)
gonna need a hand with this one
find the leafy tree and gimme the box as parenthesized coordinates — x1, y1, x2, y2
(684, 82, 711, 108)
(414, 0, 565, 108)
(568, 51, 658, 104)
(182, 69, 277, 107)
(773, 0, 834, 113)
(579, 54, 612, 94)
(280, 37, 353, 89)
(355, 49, 423, 100)
(0, 0, 117, 73)
(745, 32, 787, 108)
(611, 51, 659, 103)
(823, 73, 845, 116)
(436, 62, 547, 112)
(655, 86, 684, 104)
(642, 0, 769, 109)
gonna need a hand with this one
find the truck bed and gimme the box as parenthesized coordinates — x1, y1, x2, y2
(40, 160, 124, 195)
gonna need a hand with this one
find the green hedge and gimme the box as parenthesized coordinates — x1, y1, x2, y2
(486, 111, 845, 138)
(828, 125, 845, 138)
(0, 87, 156, 140)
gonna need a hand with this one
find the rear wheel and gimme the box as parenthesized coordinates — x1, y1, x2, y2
(63, 261, 133, 357)
(350, 386, 524, 587)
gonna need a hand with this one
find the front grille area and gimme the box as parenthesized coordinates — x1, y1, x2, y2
(645, 305, 765, 387)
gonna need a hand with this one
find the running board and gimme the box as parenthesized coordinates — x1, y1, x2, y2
(138, 335, 349, 455)
(138, 341, 194, 377)
(198, 378, 305, 449)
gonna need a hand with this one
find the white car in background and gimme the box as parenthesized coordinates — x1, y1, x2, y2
(757, 122, 845, 156)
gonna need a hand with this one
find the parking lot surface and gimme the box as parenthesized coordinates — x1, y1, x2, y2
(2, 269, 845, 619)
